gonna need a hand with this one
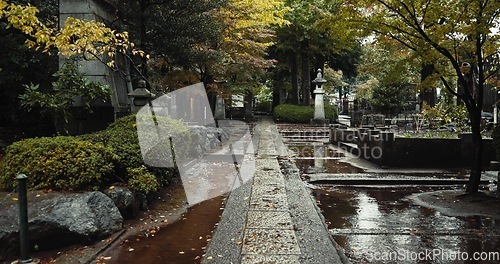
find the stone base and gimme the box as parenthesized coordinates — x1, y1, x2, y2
(311, 119, 329, 124)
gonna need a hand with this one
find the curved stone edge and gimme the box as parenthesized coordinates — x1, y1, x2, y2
(408, 190, 500, 220)
(279, 158, 349, 264)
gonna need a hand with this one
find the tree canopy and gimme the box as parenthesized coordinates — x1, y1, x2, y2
(353, 0, 500, 193)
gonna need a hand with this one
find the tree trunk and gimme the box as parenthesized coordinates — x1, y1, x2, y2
(290, 53, 299, 105)
(244, 90, 253, 119)
(466, 107, 483, 193)
(300, 47, 311, 106)
(420, 64, 436, 108)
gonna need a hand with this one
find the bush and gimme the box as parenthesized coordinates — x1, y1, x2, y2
(255, 101, 272, 113)
(81, 114, 191, 186)
(127, 166, 159, 194)
(274, 104, 337, 123)
(0, 114, 191, 193)
(0, 136, 118, 191)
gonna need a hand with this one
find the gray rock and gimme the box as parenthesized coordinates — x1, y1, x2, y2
(0, 191, 123, 260)
(103, 186, 140, 220)
(187, 125, 228, 158)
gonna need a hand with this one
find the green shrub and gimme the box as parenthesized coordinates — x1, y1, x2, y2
(255, 101, 272, 113)
(0, 136, 118, 191)
(81, 114, 191, 187)
(274, 104, 337, 123)
(127, 166, 159, 194)
(0, 114, 191, 193)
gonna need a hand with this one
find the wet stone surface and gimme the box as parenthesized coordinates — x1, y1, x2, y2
(250, 184, 288, 210)
(241, 254, 301, 264)
(246, 211, 293, 229)
(242, 229, 301, 255)
(313, 186, 500, 263)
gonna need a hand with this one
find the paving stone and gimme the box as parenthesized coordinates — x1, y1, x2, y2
(241, 254, 301, 264)
(252, 175, 285, 186)
(250, 184, 288, 210)
(246, 211, 293, 229)
(241, 229, 301, 255)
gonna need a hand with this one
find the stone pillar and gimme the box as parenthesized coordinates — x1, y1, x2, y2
(312, 69, 328, 124)
(214, 95, 226, 120)
(128, 80, 154, 113)
(60, 0, 132, 128)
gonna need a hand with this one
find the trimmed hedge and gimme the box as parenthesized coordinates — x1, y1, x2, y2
(274, 104, 337, 123)
(0, 114, 190, 193)
(0, 136, 118, 191)
(81, 114, 191, 188)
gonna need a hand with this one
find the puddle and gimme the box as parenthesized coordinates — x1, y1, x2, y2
(313, 186, 500, 263)
(295, 159, 364, 174)
(288, 144, 364, 174)
(105, 196, 224, 264)
(288, 144, 344, 158)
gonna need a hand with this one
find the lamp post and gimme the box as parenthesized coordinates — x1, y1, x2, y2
(312, 69, 328, 124)
(128, 79, 154, 113)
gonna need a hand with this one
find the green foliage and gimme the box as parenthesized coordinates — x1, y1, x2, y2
(0, 114, 191, 193)
(126, 166, 159, 194)
(370, 82, 413, 114)
(255, 101, 272, 113)
(19, 57, 110, 132)
(274, 104, 337, 123)
(0, 136, 118, 191)
(81, 114, 191, 187)
(418, 102, 469, 130)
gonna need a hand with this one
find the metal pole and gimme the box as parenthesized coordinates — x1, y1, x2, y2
(16, 174, 32, 263)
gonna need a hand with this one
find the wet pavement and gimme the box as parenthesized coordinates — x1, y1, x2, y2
(278, 123, 500, 263)
(204, 118, 343, 263)
(313, 186, 500, 263)
(44, 119, 499, 264)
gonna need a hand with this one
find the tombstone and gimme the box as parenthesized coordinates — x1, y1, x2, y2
(311, 69, 328, 124)
(60, 0, 132, 133)
(214, 95, 226, 120)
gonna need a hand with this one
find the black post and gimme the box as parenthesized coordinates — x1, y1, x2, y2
(16, 174, 32, 263)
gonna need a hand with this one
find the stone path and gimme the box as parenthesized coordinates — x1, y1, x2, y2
(204, 118, 344, 263)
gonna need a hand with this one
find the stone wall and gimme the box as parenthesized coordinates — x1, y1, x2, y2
(330, 127, 496, 168)
(60, 0, 132, 134)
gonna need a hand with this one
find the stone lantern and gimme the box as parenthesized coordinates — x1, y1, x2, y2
(128, 79, 154, 113)
(312, 69, 328, 124)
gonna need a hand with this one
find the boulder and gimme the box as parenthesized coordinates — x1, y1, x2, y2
(188, 126, 228, 158)
(103, 186, 140, 220)
(0, 191, 123, 260)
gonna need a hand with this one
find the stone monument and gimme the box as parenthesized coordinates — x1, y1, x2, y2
(312, 69, 328, 124)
